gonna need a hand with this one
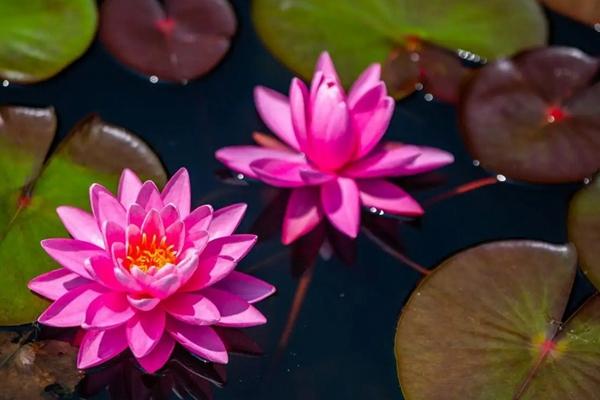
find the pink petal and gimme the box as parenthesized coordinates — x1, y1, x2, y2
(282, 187, 323, 244)
(136, 333, 175, 373)
(161, 168, 191, 217)
(164, 293, 220, 325)
(387, 145, 455, 176)
(128, 295, 161, 311)
(250, 158, 314, 188)
(127, 203, 146, 228)
(166, 220, 185, 253)
(320, 177, 360, 238)
(38, 284, 105, 327)
(342, 143, 422, 178)
(208, 203, 247, 239)
(118, 169, 143, 208)
(84, 292, 135, 329)
(102, 221, 126, 250)
(77, 326, 128, 369)
(90, 184, 126, 228)
(28, 268, 91, 301)
(289, 77, 309, 151)
(41, 239, 105, 279)
(315, 51, 342, 88)
(175, 253, 202, 286)
(87, 255, 122, 291)
(160, 204, 180, 229)
(216, 146, 303, 179)
(168, 319, 228, 364)
(299, 169, 335, 185)
(358, 179, 424, 216)
(213, 271, 276, 304)
(182, 256, 237, 292)
(136, 181, 163, 211)
(184, 205, 213, 237)
(203, 234, 257, 262)
(114, 266, 143, 293)
(309, 84, 354, 171)
(355, 97, 395, 158)
(141, 209, 165, 239)
(348, 63, 382, 109)
(203, 288, 267, 328)
(56, 206, 103, 248)
(351, 82, 386, 116)
(126, 309, 166, 358)
(254, 86, 300, 151)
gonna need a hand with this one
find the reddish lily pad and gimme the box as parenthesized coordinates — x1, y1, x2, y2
(0, 331, 82, 399)
(569, 176, 600, 290)
(461, 47, 600, 183)
(0, 0, 97, 83)
(99, 0, 237, 83)
(252, 0, 547, 98)
(0, 108, 167, 325)
(395, 240, 600, 399)
(541, 0, 600, 27)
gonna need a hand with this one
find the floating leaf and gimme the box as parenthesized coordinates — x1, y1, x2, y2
(252, 0, 547, 98)
(461, 47, 600, 183)
(0, 331, 82, 399)
(541, 0, 600, 26)
(569, 176, 600, 289)
(0, 107, 167, 325)
(99, 0, 237, 83)
(0, 0, 97, 83)
(396, 240, 600, 399)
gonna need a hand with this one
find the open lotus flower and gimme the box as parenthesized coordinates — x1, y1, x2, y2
(216, 51, 454, 244)
(28, 168, 275, 373)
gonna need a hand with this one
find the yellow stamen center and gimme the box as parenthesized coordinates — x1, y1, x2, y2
(124, 233, 177, 272)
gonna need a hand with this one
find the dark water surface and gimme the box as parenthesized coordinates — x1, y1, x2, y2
(1, 2, 600, 399)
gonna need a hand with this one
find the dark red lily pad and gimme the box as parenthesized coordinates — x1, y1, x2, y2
(396, 240, 600, 399)
(0, 331, 82, 399)
(100, 0, 237, 83)
(461, 46, 600, 183)
(569, 175, 600, 289)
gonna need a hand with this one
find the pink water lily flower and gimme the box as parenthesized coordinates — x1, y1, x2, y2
(216, 52, 454, 244)
(28, 168, 275, 373)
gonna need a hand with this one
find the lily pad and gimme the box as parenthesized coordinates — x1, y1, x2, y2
(396, 240, 600, 399)
(252, 0, 547, 96)
(0, 107, 167, 325)
(541, 0, 600, 27)
(569, 176, 600, 289)
(99, 0, 237, 83)
(0, 0, 97, 83)
(461, 47, 600, 183)
(0, 331, 82, 399)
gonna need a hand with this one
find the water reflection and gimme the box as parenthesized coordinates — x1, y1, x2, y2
(79, 328, 261, 400)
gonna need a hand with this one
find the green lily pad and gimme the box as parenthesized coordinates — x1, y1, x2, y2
(0, 107, 166, 325)
(0, 0, 97, 83)
(395, 240, 600, 399)
(569, 176, 600, 290)
(252, 0, 547, 96)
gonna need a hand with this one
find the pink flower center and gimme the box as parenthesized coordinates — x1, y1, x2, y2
(124, 233, 177, 272)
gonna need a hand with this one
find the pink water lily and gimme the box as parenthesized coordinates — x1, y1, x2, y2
(216, 52, 454, 244)
(28, 168, 275, 373)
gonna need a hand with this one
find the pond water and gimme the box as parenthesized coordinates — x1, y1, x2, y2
(1, 2, 599, 399)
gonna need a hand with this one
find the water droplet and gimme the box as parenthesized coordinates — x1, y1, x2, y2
(236, 173, 245, 181)
(414, 82, 424, 91)
(424, 93, 433, 102)
(583, 177, 591, 184)
(409, 52, 420, 62)
(1, 80, 9, 87)
(286, 368, 291, 373)
(339, 293, 345, 298)
(496, 174, 507, 182)
(595, 23, 600, 32)
(149, 75, 159, 84)
(416, 292, 421, 296)
(472, 160, 480, 167)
